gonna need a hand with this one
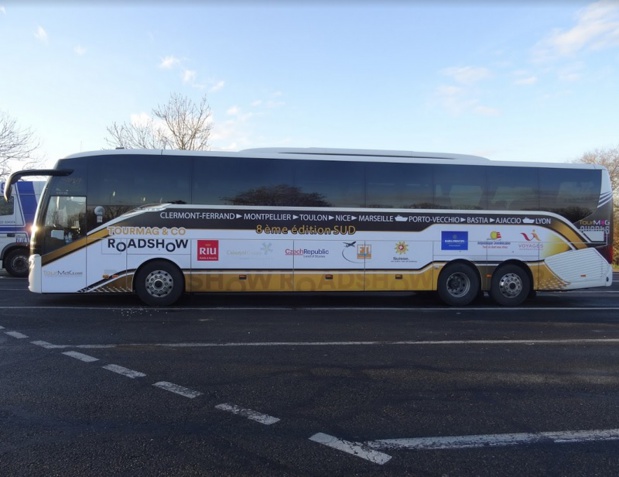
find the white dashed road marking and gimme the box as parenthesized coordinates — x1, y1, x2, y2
(62, 351, 99, 363)
(102, 364, 146, 379)
(215, 403, 280, 425)
(309, 432, 392, 465)
(5, 331, 28, 339)
(31, 340, 60, 349)
(367, 428, 619, 451)
(8, 317, 619, 466)
(153, 381, 202, 399)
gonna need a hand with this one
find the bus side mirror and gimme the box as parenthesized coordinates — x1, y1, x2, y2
(3, 168, 73, 202)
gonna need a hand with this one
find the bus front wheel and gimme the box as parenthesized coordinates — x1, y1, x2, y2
(134, 260, 184, 306)
(437, 263, 480, 306)
(490, 264, 531, 306)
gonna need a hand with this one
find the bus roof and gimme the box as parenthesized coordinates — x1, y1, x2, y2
(241, 147, 490, 162)
(55, 147, 602, 170)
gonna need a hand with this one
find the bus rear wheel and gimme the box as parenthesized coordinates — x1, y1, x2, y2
(437, 262, 480, 306)
(5, 249, 29, 278)
(490, 264, 531, 306)
(134, 260, 184, 306)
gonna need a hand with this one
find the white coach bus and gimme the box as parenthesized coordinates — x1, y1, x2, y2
(3, 147, 614, 306)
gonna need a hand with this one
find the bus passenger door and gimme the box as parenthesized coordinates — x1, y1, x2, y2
(39, 196, 88, 292)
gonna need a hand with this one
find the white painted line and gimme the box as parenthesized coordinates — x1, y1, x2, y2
(25, 344, 118, 349)
(62, 351, 99, 363)
(5, 331, 28, 339)
(31, 340, 60, 349)
(27, 337, 619, 350)
(215, 403, 280, 425)
(0, 325, 4, 329)
(152, 381, 202, 399)
(73, 344, 116, 349)
(367, 428, 619, 451)
(102, 364, 146, 379)
(309, 432, 392, 465)
(158, 338, 619, 348)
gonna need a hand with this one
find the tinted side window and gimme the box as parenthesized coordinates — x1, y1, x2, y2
(194, 157, 295, 206)
(366, 163, 434, 208)
(539, 168, 600, 222)
(487, 167, 539, 211)
(295, 160, 364, 207)
(86, 154, 191, 229)
(434, 165, 486, 210)
(89, 154, 191, 206)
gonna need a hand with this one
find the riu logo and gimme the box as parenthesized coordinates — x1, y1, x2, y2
(197, 240, 219, 261)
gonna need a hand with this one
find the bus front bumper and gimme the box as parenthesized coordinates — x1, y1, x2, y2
(28, 254, 42, 293)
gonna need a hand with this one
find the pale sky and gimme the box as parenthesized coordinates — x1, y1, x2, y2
(1, 0, 618, 168)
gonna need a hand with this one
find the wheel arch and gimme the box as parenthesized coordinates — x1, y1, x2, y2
(132, 258, 187, 307)
(436, 258, 482, 290)
(436, 259, 483, 306)
(132, 258, 186, 294)
(1, 243, 28, 261)
(493, 259, 534, 288)
(2, 245, 30, 277)
(490, 260, 534, 306)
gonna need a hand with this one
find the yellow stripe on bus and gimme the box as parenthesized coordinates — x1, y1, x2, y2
(183, 268, 437, 293)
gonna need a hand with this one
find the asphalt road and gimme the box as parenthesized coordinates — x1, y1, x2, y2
(1, 272, 619, 476)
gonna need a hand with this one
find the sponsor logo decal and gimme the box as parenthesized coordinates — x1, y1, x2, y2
(395, 241, 409, 255)
(341, 241, 371, 263)
(226, 242, 274, 258)
(392, 240, 414, 262)
(519, 229, 543, 250)
(285, 248, 330, 258)
(477, 231, 511, 249)
(441, 231, 468, 251)
(43, 270, 84, 278)
(357, 244, 372, 260)
(520, 230, 541, 242)
(197, 240, 219, 261)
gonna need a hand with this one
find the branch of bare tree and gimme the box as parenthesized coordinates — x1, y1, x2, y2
(577, 144, 619, 265)
(104, 93, 212, 151)
(0, 111, 40, 178)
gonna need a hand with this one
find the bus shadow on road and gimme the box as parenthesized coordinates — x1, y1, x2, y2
(21, 288, 618, 313)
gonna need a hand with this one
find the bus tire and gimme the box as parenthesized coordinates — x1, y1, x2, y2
(134, 260, 184, 306)
(490, 264, 531, 307)
(437, 262, 480, 306)
(4, 248, 29, 278)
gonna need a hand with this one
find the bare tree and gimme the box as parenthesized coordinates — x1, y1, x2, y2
(579, 145, 619, 196)
(577, 145, 619, 264)
(104, 93, 212, 150)
(0, 111, 39, 178)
